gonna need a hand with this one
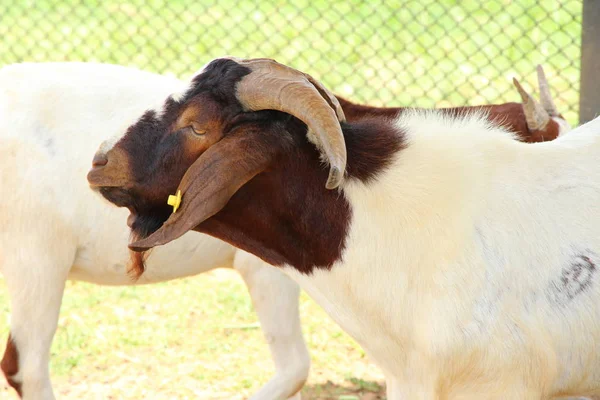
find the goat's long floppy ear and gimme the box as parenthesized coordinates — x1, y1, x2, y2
(129, 133, 276, 252)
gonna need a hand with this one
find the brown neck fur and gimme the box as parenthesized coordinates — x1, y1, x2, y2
(195, 116, 405, 274)
(337, 97, 538, 142)
(337, 96, 405, 121)
(527, 119, 560, 143)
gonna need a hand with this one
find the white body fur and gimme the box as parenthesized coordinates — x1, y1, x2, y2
(0, 62, 309, 400)
(284, 111, 600, 399)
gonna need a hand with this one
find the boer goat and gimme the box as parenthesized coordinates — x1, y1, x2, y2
(339, 65, 571, 143)
(0, 62, 309, 400)
(89, 57, 600, 400)
(0, 60, 566, 400)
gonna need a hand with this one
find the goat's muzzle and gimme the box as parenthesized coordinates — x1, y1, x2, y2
(92, 152, 108, 167)
(87, 148, 131, 189)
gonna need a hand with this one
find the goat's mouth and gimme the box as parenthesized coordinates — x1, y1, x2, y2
(94, 187, 144, 230)
(87, 162, 133, 193)
(96, 186, 135, 209)
(92, 183, 173, 238)
(87, 166, 121, 188)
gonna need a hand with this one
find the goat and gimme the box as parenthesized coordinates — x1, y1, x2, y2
(88, 57, 600, 399)
(0, 62, 309, 400)
(338, 65, 571, 143)
(0, 60, 564, 400)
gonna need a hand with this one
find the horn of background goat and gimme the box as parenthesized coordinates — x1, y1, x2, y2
(513, 77, 550, 131)
(536, 65, 559, 117)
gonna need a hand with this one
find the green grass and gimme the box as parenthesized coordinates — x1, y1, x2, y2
(0, 270, 385, 399)
(0, 0, 583, 124)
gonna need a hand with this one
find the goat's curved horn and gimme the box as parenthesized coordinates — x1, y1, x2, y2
(513, 77, 550, 131)
(536, 65, 559, 117)
(232, 58, 347, 189)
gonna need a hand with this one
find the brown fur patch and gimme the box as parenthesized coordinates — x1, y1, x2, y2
(192, 116, 405, 274)
(337, 96, 563, 144)
(528, 119, 560, 143)
(128, 248, 149, 279)
(1, 334, 22, 397)
(337, 96, 404, 121)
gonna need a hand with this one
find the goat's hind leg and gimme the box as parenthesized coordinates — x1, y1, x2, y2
(1, 241, 73, 400)
(233, 250, 310, 400)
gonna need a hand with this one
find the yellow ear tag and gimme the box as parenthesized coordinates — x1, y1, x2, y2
(167, 190, 182, 213)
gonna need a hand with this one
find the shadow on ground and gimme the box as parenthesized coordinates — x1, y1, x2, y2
(301, 378, 386, 399)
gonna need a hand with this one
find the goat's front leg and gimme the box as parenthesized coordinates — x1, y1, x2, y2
(233, 250, 310, 400)
(1, 240, 73, 400)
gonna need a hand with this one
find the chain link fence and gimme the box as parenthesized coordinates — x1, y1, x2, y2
(0, 0, 583, 124)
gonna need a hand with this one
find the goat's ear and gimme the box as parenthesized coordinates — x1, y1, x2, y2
(129, 131, 277, 251)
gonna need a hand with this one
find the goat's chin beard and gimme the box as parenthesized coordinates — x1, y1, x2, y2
(127, 210, 171, 279)
(127, 245, 150, 280)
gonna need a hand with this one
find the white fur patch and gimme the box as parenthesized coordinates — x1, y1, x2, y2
(288, 111, 600, 397)
(393, 107, 519, 144)
(554, 116, 573, 136)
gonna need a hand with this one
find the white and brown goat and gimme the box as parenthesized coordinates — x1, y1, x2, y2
(0, 59, 570, 400)
(89, 57, 600, 400)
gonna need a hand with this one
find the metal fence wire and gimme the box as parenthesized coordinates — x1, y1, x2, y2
(0, 0, 583, 124)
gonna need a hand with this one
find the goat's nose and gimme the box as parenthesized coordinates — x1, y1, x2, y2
(92, 152, 108, 167)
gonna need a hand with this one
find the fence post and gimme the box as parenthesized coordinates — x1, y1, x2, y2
(580, 0, 600, 124)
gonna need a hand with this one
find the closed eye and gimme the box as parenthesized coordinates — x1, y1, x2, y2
(189, 125, 206, 136)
